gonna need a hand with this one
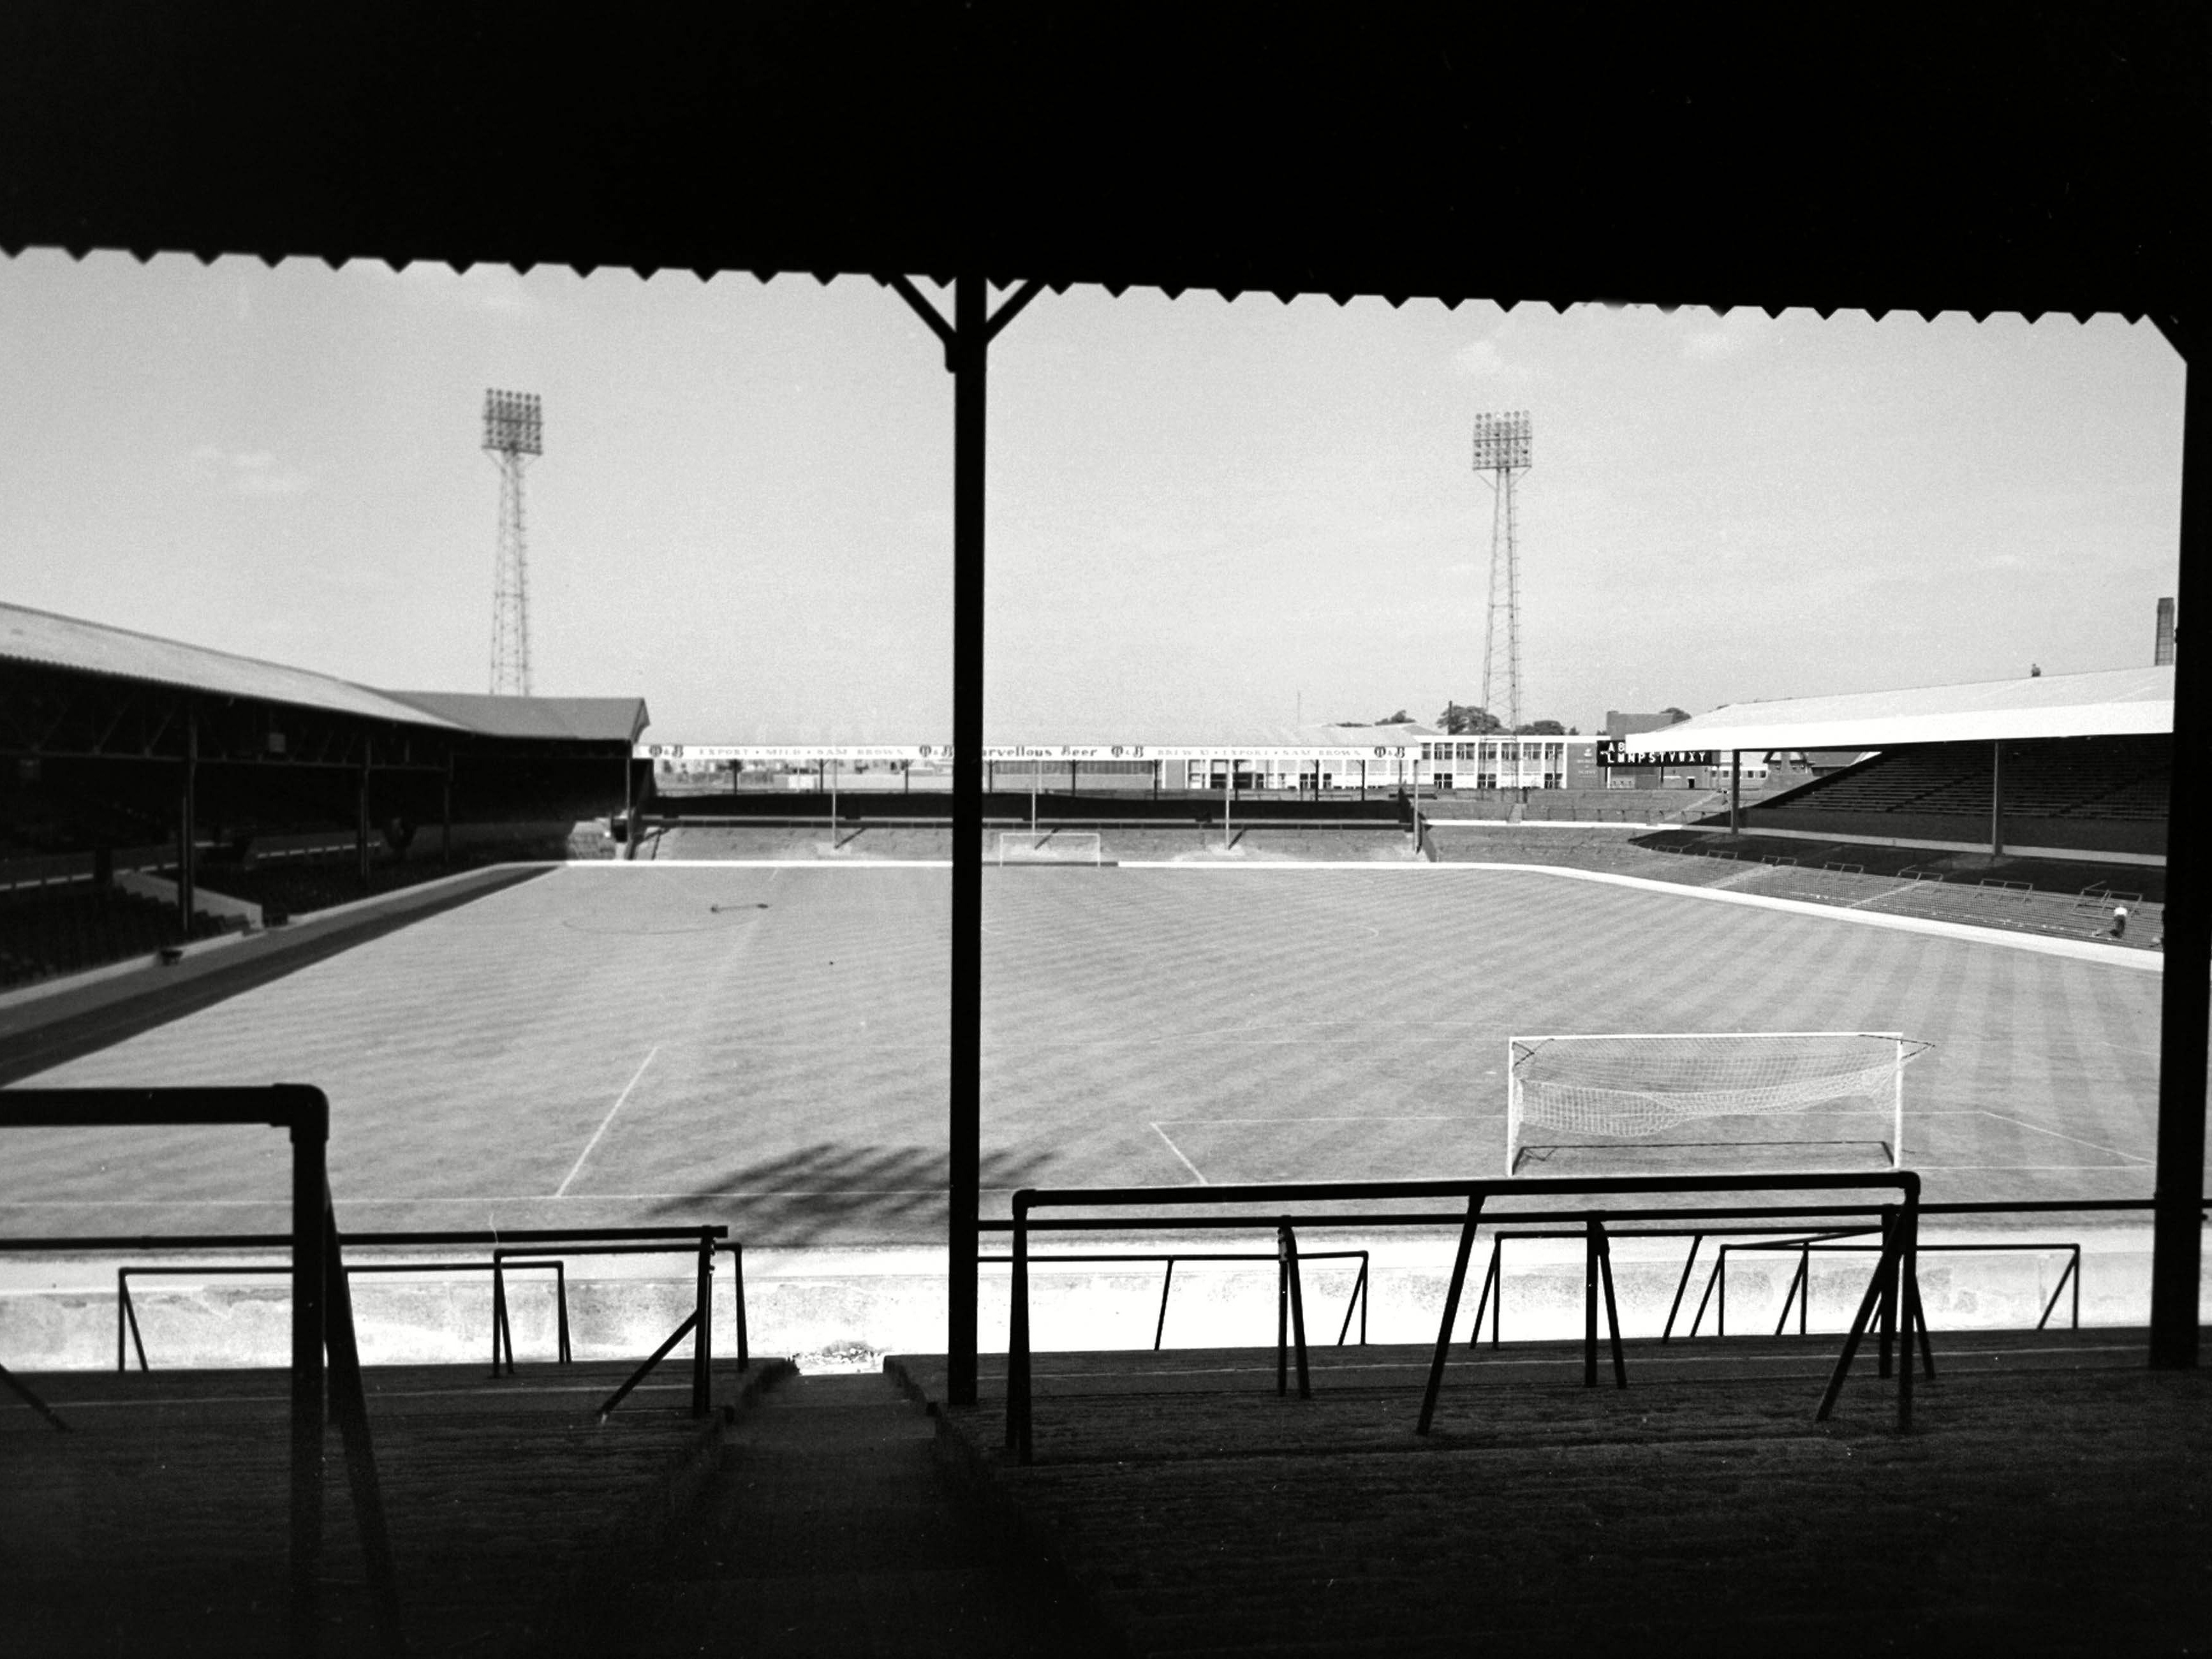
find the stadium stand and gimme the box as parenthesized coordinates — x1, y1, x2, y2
(1774, 737, 2171, 824)
(0, 883, 235, 989)
(1, 601, 648, 980)
(1631, 669, 2174, 868)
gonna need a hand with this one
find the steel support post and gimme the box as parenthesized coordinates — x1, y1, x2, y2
(289, 1096, 328, 1655)
(1007, 1197, 1031, 1461)
(2151, 311, 2209, 1369)
(883, 270, 1039, 1409)
(1598, 1225, 1627, 1387)
(948, 273, 987, 1407)
(321, 1189, 402, 1652)
(1417, 1193, 1485, 1434)
(1276, 1225, 1290, 1395)
(1584, 1222, 1600, 1386)
(1729, 749, 1739, 835)
(1283, 1223, 1311, 1399)
(692, 1231, 713, 1416)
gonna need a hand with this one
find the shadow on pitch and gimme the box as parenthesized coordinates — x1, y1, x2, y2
(643, 1141, 1058, 1246)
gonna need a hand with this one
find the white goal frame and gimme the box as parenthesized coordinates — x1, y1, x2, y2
(1505, 1030, 1922, 1176)
(995, 830, 1105, 866)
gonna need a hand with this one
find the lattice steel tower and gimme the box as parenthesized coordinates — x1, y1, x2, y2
(483, 388, 543, 695)
(1472, 410, 1533, 734)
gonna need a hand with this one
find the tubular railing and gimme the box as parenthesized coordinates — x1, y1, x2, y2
(0, 1085, 399, 1658)
(116, 1257, 570, 1375)
(1686, 1236, 2084, 1339)
(976, 1246, 1371, 1353)
(1001, 1172, 1925, 1464)
(1463, 1223, 1874, 1350)
(489, 1237, 729, 1419)
(0, 1224, 736, 1421)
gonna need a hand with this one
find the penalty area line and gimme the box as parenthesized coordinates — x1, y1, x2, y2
(1973, 1108, 2157, 1165)
(1149, 1121, 1208, 1185)
(555, 1046, 660, 1198)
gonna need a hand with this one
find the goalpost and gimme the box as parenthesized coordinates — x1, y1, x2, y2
(1505, 1031, 1930, 1176)
(995, 830, 1106, 866)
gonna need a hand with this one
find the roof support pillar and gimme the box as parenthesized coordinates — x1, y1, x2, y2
(357, 741, 372, 892)
(950, 274, 985, 1406)
(2151, 312, 2209, 1370)
(177, 704, 197, 933)
(1989, 741, 2005, 858)
(1729, 750, 1741, 835)
(885, 271, 1042, 1408)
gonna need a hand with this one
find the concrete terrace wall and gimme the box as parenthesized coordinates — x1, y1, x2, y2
(654, 791, 1415, 827)
(1746, 805, 2166, 859)
(0, 1230, 2186, 1373)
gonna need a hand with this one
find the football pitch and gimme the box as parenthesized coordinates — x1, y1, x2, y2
(0, 862, 2169, 1244)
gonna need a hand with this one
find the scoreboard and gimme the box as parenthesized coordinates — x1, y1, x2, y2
(1595, 737, 1719, 767)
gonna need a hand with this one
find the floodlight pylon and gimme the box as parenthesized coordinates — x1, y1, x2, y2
(1471, 411, 1532, 735)
(483, 389, 543, 696)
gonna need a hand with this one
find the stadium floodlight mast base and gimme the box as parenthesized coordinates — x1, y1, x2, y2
(483, 388, 543, 697)
(1505, 1031, 1928, 1177)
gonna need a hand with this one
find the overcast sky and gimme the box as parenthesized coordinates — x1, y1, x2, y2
(0, 251, 2185, 744)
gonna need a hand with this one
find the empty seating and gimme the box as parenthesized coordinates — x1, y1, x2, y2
(1769, 739, 2168, 825)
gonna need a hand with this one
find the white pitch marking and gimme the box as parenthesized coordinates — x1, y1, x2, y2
(1149, 1122, 1209, 1185)
(1107, 860, 2162, 970)
(555, 1046, 660, 1197)
(1973, 1108, 2155, 1165)
(1154, 1115, 1467, 1123)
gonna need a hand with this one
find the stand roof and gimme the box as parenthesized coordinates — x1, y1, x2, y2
(0, 11, 2201, 321)
(1618, 665, 2174, 755)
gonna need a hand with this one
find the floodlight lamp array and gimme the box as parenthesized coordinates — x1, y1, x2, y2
(1471, 409, 1532, 471)
(482, 388, 544, 455)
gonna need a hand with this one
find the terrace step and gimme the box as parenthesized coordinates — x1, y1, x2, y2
(542, 1369, 1117, 1657)
(896, 1333, 2212, 1656)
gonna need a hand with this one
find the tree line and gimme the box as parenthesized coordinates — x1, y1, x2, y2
(1337, 704, 1576, 736)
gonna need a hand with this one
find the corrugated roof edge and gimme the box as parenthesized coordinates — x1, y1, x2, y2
(378, 689, 649, 744)
(0, 601, 651, 743)
(0, 600, 468, 730)
(1625, 664, 2173, 754)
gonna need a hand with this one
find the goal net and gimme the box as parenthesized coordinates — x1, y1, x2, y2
(996, 830, 1106, 866)
(1505, 1031, 1929, 1176)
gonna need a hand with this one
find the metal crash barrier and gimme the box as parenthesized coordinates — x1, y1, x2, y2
(999, 1171, 1929, 1465)
(11, 1225, 739, 1421)
(977, 1244, 1372, 1354)
(0, 1085, 399, 1658)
